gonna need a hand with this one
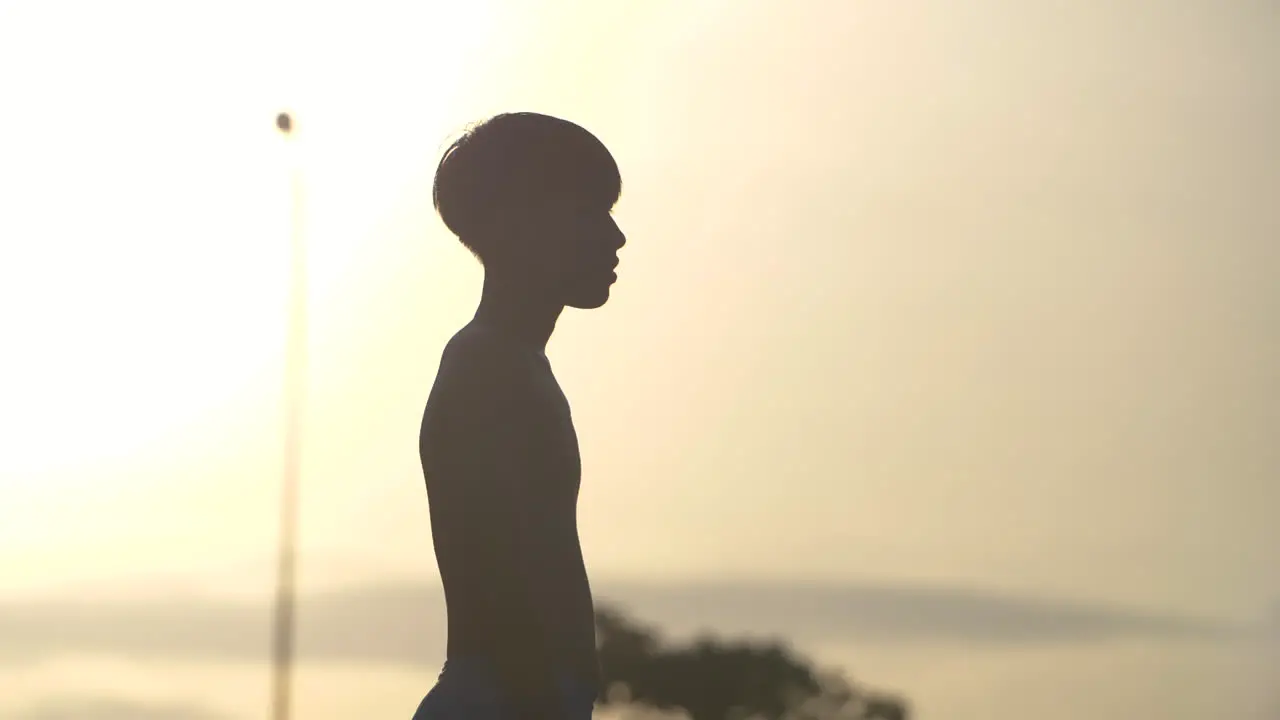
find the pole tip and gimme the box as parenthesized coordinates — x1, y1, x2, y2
(276, 112, 294, 134)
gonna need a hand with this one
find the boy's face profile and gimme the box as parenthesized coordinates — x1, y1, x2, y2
(521, 202, 626, 311)
(433, 112, 626, 310)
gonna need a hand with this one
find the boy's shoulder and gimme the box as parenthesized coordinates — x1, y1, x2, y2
(441, 322, 525, 369)
(424, 323, 549, 434)
(433, 322, 541, 397)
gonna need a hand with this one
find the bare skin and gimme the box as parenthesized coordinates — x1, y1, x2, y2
(419, 206, 626, 717)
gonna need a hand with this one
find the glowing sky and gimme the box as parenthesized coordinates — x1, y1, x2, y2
(1, 1, 1277, 717)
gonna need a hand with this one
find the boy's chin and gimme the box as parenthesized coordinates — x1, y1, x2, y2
(565, 286, 612, 310)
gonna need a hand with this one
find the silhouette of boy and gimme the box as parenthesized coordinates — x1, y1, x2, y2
(414, 113, 626, 720)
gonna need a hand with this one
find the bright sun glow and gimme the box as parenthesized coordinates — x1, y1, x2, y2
(0, 2, 494, 492)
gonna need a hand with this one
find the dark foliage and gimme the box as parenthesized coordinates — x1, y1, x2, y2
(595, 605, 909, 720)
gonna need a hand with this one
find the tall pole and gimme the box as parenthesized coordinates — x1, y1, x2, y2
(271, 110, 305, 720)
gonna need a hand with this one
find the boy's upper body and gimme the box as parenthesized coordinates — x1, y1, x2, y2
(418, 112, 626, 718)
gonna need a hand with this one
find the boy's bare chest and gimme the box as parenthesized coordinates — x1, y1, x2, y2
(527, 369, 582, 498)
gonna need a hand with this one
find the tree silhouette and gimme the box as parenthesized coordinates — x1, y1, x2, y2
(595, 604, 909, 720)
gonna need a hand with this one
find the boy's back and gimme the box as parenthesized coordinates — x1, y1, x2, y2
(419, 321, 600, 706)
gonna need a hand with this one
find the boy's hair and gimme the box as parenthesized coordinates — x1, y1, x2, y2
(432, 112, 622, 262)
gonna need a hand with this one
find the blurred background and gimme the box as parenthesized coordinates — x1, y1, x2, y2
(1, 1, 1277, 718)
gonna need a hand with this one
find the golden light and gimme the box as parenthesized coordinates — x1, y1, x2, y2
(0, 1, 496, 529)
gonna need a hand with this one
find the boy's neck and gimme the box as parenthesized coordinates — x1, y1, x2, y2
(473, 270, 562, 353)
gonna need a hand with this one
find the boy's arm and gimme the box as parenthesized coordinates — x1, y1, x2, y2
(427, 349, 562, 715)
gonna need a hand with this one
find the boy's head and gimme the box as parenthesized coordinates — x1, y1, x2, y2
(433, 112, 626, 310)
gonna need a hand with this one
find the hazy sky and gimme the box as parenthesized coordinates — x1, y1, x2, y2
(1, 1, 1277, 717)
